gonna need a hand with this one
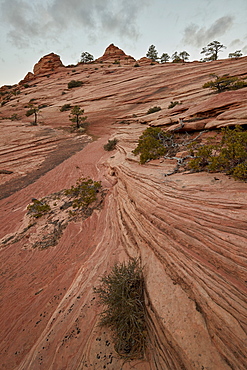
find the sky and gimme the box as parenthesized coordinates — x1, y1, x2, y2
(0, 0, 246, 86)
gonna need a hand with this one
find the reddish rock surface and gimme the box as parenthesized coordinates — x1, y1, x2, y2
(0, 50, 247, 369)
(97, 43, 136, 65)
(33, 52, 65, 76)
(19, 72, 35, 85)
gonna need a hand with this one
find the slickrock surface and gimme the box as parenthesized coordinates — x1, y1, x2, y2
(0, 50, 247, 369)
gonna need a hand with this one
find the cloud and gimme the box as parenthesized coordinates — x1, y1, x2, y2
(242, 45, 247, 55)
(229, 39, 241, 48)
(0, 0, 150, 48)
(182, 15, 234, 48)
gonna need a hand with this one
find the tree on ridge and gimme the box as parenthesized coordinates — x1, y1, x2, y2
(146, 45, 159, 62)
(201, 41, 226, 61)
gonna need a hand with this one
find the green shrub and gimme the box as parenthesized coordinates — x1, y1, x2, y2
(133, 127, 168, 164)
(104, 138, 118, 151)
(26, 108, 37, 117)
(134, 63, 140, 67)
(60, 103, 71, 112)
(27, 199, 51, 218)
(188, 126, 247, 180)
(64, 177, 101, 209)
(203, 74, 247, 93)
(94, 259, 146, 359)
(68, 80, 83, 89)
(168, 101, 180, 109)
(146, 106, 161, 114)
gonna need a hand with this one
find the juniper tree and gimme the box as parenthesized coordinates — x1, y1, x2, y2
(146, 45, 158, 62)
(201, 41, 226, 61)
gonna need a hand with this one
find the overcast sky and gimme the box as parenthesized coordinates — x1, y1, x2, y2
(0, 0, 246, 86)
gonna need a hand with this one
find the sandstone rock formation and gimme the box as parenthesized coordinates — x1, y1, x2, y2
(19, 71, 35, 85)
(137, 56, 157, 65)
(97, 43, 136, 65)
(0, 51, 246, 369)
(33, 52, 65, 76)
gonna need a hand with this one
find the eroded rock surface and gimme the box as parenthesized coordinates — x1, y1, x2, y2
(0, 52, 246, 369)
(33, 52, 65, 76)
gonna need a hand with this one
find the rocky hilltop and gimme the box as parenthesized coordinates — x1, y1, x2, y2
(0, 45, 247, 369)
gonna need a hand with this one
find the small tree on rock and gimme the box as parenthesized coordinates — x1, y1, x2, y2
(201, 41, 226, 61)
(228, 50, 243, 59)
(171, 52, 182, 63)
(179, 51, 190, 61)
(160, 53, 170, 63)
(80, 52, 94, 63)
(26, 104, 39, 125)
(146, 45, 159, 62)
(70, 106, 87, 129)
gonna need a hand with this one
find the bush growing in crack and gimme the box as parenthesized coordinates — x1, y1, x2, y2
(94, 259, 147, 360)
(27, 199, 51, 218)
(64, 177, 101, 211)
(188, 126, 247, 181)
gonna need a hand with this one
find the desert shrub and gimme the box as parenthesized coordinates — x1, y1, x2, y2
(104, 138, 118, 151)
(26, 108, 37, 117)
(188, 126, 247, 180)
(146, 106, 161, 114)
(10, 114, 20, 121)
(113, 59, 120, 65)
(68, 80, 83, 89)
(133, 127, 168, 164)
(203, 74, 247, 93)
(134, 63, 140, 67)
(64, 177, 101, 209)
(60, 103, 71, 112)
(27, 199, 51, 218)
(168, 101, 180, 109)
(94, 259, 146, 359)
(23, 84, 29, 88)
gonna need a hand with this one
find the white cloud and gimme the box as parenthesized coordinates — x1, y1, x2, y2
(182, 15, 234, 48)
(0, 0, 150, 48)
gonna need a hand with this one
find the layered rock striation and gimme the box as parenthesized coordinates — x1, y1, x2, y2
(0, 50, 246, 369)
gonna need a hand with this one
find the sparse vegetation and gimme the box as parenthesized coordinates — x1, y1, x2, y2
(94, 259, 146, 359)
(228, 50, 243, 59)
(171, 51, 189, 63)
(80, 52, 94, 63)
(64, 177, 101, 210)
(146, 45, 159, 62)
(133, 127, 168, 164)
(134, 63, 140, 67)
(69, 105, 87, 129)
(147, 106, 161, 114)
(203, 74, 247, 93)
(60, 103, 71, 112)
(68, 80, 83, 89)
(168, 101, 181, 109)
(160, 53, 170, 63)
(104, 138, 118, 151)
(27, 199, 51, 218)
(201, 40, 226, 61)
(26, 105, 39, 125)
(188, 126, 247, 181)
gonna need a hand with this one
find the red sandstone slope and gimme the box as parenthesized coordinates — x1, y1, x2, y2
(0, 47, 247, 369)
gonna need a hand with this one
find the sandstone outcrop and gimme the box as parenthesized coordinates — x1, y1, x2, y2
(137, 56, 157, 65)
(19, 71, 35, 85)
(0, 51, 246, 369)
(33, 52, 65, 76)
(97, 43, 136, 64)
